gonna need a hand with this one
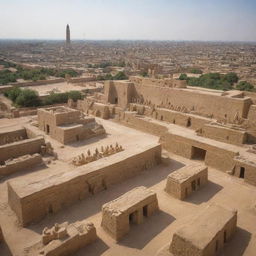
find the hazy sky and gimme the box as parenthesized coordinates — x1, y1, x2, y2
(0, 0, 256, 41)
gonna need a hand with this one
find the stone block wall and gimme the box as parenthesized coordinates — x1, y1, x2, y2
(0, 153, 42, 176)
(0, 137, 45, 164)
(199, 123, 247, 145)
(8, 144, 161, 226)
(170, 205, 237, 256)
(101, 187, 159, 241)
(41, 222, 97, 256)
(0, 127, 27, 146)
(165, 166, 208, 200)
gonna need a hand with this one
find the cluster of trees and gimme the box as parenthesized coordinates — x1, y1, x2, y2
(139, 71, 148, 77)
(0, 60, 17, 68)
(178, 72, 255, 91)
(0, 61, 79, 85)
(96, 71, 128, 81)
(190, 68, 203, 74)
(5, 87, 83, 107)
(236, 81, 254, 91)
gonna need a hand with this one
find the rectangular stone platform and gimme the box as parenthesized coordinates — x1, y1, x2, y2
(8, 143, 161, 226)
(170, 204, 237, 256)
(101, 186, 159, 241)
(165, 164, 208, 200)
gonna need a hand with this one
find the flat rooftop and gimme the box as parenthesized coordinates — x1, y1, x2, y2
(8, 143, 160, 199)
(102, 186, 156, 215)
(175, 204, 236, 250)
(168, 165, 207, 184)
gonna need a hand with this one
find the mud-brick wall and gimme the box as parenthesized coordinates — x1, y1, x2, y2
(160, 132, 238, 173)
(105, 81, 134, 108)
(247, 105, 256, 143)
(0, 137, 45, 163)
(201, 124, 247, 145)
(119, 112, 168, 137)
(43, 224, 97, 256)
(8, 144, 161, 226)
(134, 84, 251, 121)
(0, 127, 27, 145)
(234, 158, 256, 186)
(0, 153, 42, 176)
(129, 104, 211, 131)
(55, 110, 81, 126)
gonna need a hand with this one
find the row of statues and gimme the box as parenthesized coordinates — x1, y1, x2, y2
(72, 143, 124, 166)
(0, 135, 24, 145)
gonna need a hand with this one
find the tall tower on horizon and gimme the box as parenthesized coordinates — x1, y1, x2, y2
(66, 24, 70, 45)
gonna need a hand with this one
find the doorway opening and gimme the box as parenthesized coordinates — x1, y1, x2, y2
(224, 231, 227, 243)
(191, 146, 206, 160)
(197, 178, 201, 187)
(114, 97, 118, 104)
(46, 125, 50, 134)
(48, 204, 53, 214)
(191, 180, 196, 191)
(129, 211, 138, 225)
(143, 205, 148, 217)
(239, 167, 245, 178)
(187, 118, 191, 127)
(185, 188, 188, 197)
(215, 240, 219, 252)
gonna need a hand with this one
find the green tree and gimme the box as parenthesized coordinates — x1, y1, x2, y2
(223, 72, 239, 85)
(179, 74, 188, 80)
(67, 91, 83, 101)
(113, 71, 128, 80)
(4, 87, 22, 101)
(190, 69, 203, 74)
(15, 89, 41, 107)
(236, 81, 254, 91)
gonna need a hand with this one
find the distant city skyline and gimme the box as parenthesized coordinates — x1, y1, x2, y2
(0, 0, 256, 42)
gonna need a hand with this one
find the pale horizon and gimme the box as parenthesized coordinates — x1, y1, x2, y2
(0, 0, 256, 42)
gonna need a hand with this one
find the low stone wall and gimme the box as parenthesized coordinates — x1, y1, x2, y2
(118, 112, 168, 137)
(160, 132, 238, 173)
(129, 103, 212, 131)
(0, 154, 42, 176)
(0, 127, 27, 146)
(69, 77, 96, 83)
(77, 99, 111, 119)
(10, 78, 65, 87)
(199, 123, 247, 145)
(0, 137, 45, 164)
(8, 143, 161, 226)
(40, 221, 97, 256)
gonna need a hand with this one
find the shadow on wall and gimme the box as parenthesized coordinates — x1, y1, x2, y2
(185, 181, 223, 205)
(221, 227, 251, 256)
(74, 238, 109, 256)
(118, 210, 175, 249)
(0, 240, 12, 256)
(28, 159, 184, 234)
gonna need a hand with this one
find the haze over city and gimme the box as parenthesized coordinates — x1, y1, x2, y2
(0, 0, 256, 41)
(0, 1, 256, 256)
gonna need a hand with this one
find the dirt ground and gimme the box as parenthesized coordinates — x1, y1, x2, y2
(0, 117, 255, 256)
